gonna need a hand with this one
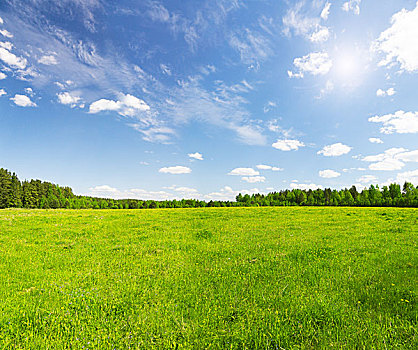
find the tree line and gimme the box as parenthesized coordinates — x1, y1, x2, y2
(0, 167, 417, 209)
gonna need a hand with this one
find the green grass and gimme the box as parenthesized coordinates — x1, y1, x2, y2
(0, 207, 416, 349)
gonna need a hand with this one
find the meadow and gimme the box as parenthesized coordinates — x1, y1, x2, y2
(0, 207, 416, 349)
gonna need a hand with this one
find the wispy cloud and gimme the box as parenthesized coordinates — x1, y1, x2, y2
(229, 28, 272, 65)
(283, 1, 330, 42)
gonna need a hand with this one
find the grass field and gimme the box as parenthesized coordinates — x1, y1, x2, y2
(0, 207, 416, 349)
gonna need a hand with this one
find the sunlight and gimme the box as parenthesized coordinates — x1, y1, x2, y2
(333, 52, 363, 84)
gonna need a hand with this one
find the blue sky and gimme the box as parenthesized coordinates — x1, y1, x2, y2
(0, 0, 417, 200)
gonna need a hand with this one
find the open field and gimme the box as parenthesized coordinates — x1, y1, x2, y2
(0, 207, 417, 349)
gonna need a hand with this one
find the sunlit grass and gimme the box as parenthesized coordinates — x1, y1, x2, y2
(0, 207, 416, 348)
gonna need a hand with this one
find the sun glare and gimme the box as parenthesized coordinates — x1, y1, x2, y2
(332, 46, 368, 86)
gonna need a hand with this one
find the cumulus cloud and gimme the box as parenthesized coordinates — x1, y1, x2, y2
(290, 183, 322, 190)
(289, 52, 332, 78)
(369, 111, 418, 134)
(159, 166, 191, 175)
(376, 88, 396, 97)
(38, 55, 58, 65)
(256, 164, 283, 171)
(0, 47, 27, 69)
(228, 168, 259, 176)
(188, 152, 203, 161)
(0, 88, 6, 96)
(205, 186, 262, 201)
(342, 0, 361, 15)
(319, 169, 341, 178)
(0, 72, 6, 80)
(393, 169, 418, 185)
(309, 27, 330, 43)
(357, 175, 378, 184)
(317, 143, 352, 157)
(57, 92, 81, 106)
(88, 185, 181, 201)
(272, 139, 305, 151)
(89, 93, 150, 116)
(369, 137, 383, 144)
(373, 3, 418, 72)
(362, 147, 418, 171)
(10, 94, 36, 107)
(242, 176, 265, 183)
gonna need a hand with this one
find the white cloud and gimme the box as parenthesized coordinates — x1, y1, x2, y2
(229, 28, 272, 65)
(369, 137, 383, 144)
(373, 3, 418, 72)
(129, 125, 176, 143)
(396, 150, 418, 162)
(317, 143, 352, 157)
(287, 71, 304, 78)
(228, 168, 259, 176)
(342, 0, 361, 15)
(0, 47, 27, 69)
(88, 185, 176, 201)
(283, 2, 329, 42)
(376, 87, 396, 97)
(317, 80, 334, 99)
(370, 158, 404, 171)
(393, 170, 418, 185)
(159, 166, 191, 175)
(0, 42, 12, 50)
(163, 77, 266, 146)
(362, 147, 418, 171)
(24, 87, 33, 95)
(57, 92, 81, 106)
(289, 52, 332, 78)
(38, 55, 58, 65)
(0, 29, 13, 38)
(387, 88, 396, 96)
(310, 27, 330, 43)
(0, 16, 3, 25)
(369, 110, 418, 134)
(242, 176, 265, 183)
(290, 183, 322, 190)
(272, 139, 305, 151)
(319, 169, 341, 178)
(256, 164, 283, 171)
(376, 89, 385, 97)
(10, 94, 36, 107)
(0, 72, 6, 80)
(89, 93, 150, 116)
(205, 186, 262, 201)
(321, 3, 332, 20)
(160, 63, 171, 75)
(0, 88, 6, 96)
(188, 152, 203, 161)
(357, 175, 378, 184)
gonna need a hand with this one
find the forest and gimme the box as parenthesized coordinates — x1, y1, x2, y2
(0, 167, 417, 209)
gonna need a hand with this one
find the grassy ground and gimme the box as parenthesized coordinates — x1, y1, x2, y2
(0, 207, 416, 349)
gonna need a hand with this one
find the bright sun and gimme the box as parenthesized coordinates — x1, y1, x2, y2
(332, 47, 368, 86)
